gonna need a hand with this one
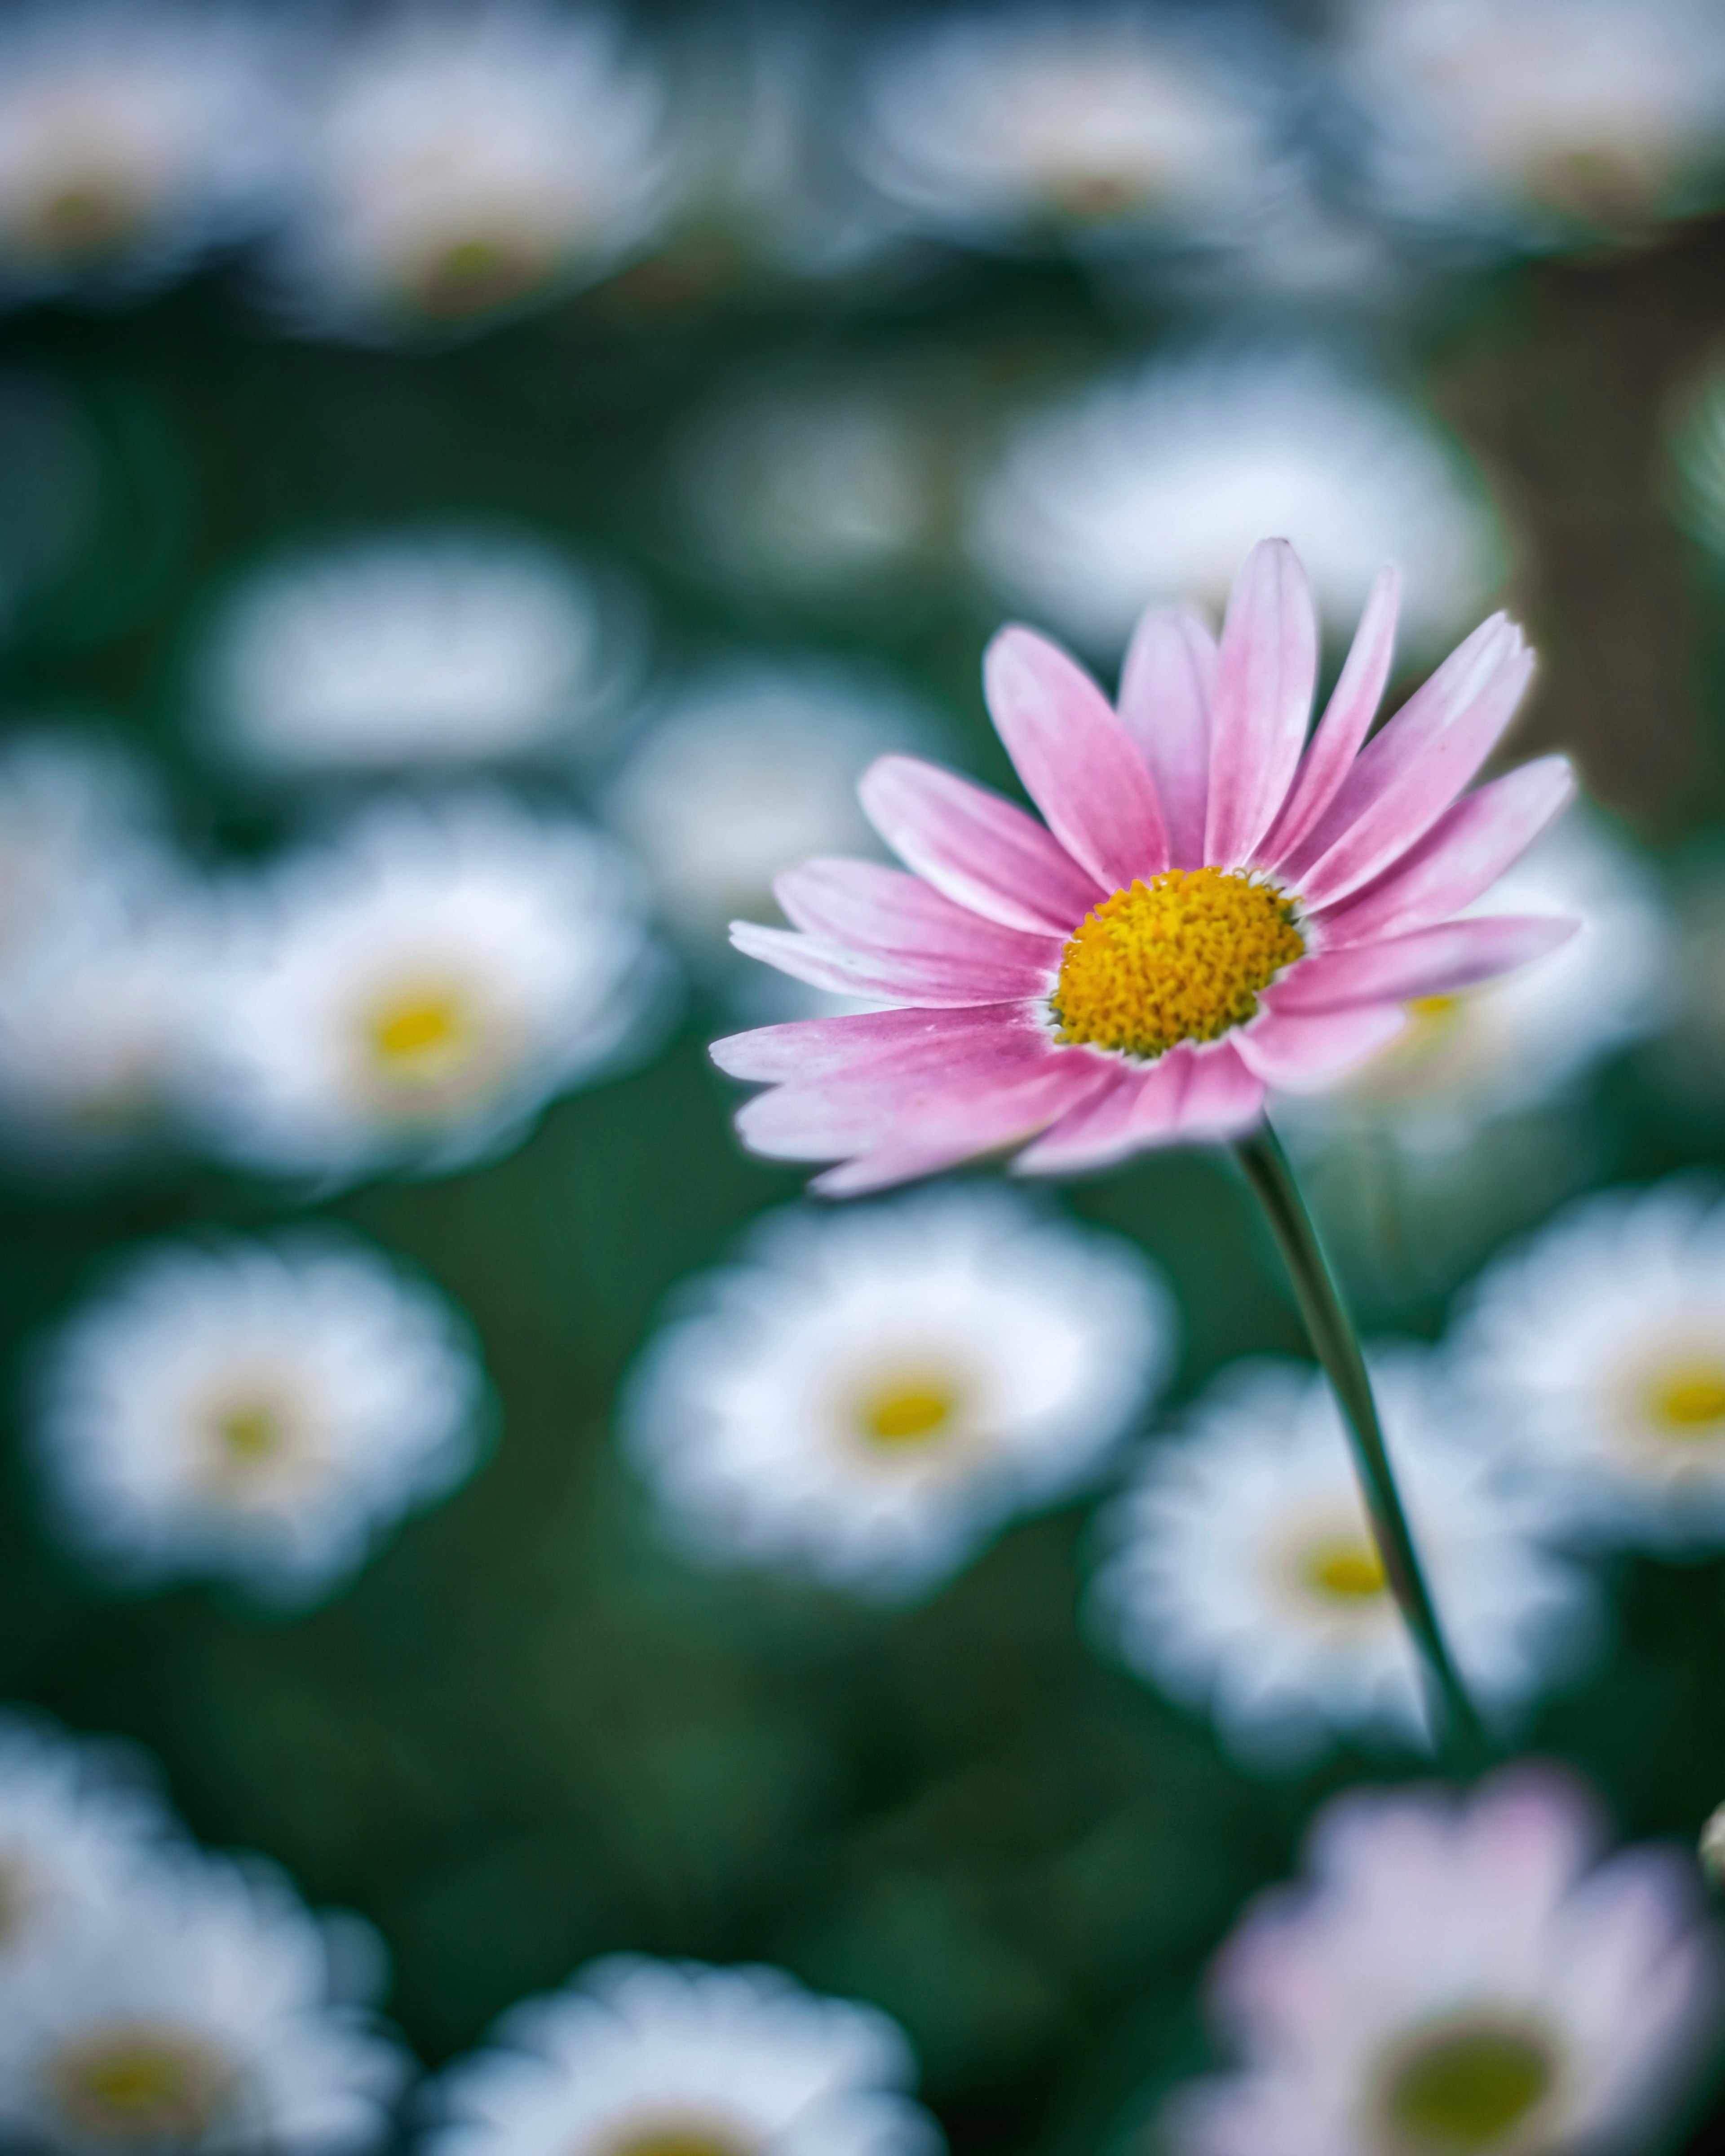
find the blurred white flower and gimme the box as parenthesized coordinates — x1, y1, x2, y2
(0, 1, 289, 303)
(1450, 1180, 1725, 1552)
(846, 6, 1281, 252)
(34, 1228, 488, 1604)
(1277, 807, 1669, 1155)
(1332, 0, 1725, 247)
(968, 347, 1504, 657)
(604, 663, 935, 992)
(0, 1714, 177, 1992)
(1671, 357, 1725, 565)
(428, 1954, 941, 2156)
(622, 1187, 1176, 1600)
(269, 1, 674, 340)
(1091, 1350, 1601, 1770)
(1168, 1765, 1722, 2156)
(201, 528, 639, 776)
(0, 1849, 406, 2154)
(189, 793, 673, 1181)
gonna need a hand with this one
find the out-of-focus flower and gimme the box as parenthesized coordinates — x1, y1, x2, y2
(1277, 807, 1668, 1155)
(605, 663, 936, 991)
(1331, 0, 1725, 249)
(0, 1850, 407, 2153)
(969, 349, 1505, 658)
(1450, 1181, 1725, 1551)
(0, 1, 289, 304)
(1091, 1351, 1601, 1769)
(199, 529, 640, 778)
(1670, 356, 1725, 565)
(33, 1228, 488, 1604)
(845, 6, 1281, 256)
(716, 540, 1571, 1196)
(427, 1954, 942, 2156)
(1166, 1766, 1722, 2156)
(189, 793, 672, 1182)
(0, 1714, 177, 1989)
(622, 1186, 1175, 1600)
(268, 2, 674, 342)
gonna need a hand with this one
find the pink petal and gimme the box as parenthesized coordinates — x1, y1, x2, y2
(712, 1005, 1008, 1084)
(1119, 604, 1216, 870)
(1204, 540, 1319, 867)
(860, 754, 1102, 936)
(1270, 915, 1579, 1012)
(775, 857, 1062, 969)
(1177, 1042, 1269, 1136)
(1235, 1004, 1409, 1090)
(1012, 1054, 1194, 1174)
(784, 1060, 1112, 1188)
(983, 626, 1168, 891)
(1288, 615, 1535, 910)
(729, 920, 1052, 1005)
(1260, 565, 1400, 866)
(1318, 757, 1575, 947)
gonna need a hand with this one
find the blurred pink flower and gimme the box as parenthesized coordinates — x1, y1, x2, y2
(1169, 1765, 1722, 2156)
(715, 537, 1576, 1193)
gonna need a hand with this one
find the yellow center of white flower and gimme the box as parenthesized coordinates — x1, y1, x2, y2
(1302, 1536, 1388, 1602)
(20, 167, 143, 261)
(1647, 1362, 1725, 1437)
(365, 981, 480, 1089)
(51, 2027, 230, 2143)
(617, 2138, 742, 2156)
(1051, 868, 1304, 1060)
(1380, 2023, 1556, 2153)
(412, 233, 548, 319)
(857, 1376, 959, 1449)
(212, 1401, 287, 1468)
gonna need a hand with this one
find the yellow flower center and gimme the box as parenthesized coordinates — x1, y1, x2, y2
(1380, 2023, 1555, 2153)
(365, 982, 478, 1089)
(856, 1377, 959, 1449)
(1302, 1536, 1388, 1602)
(412, 233, 548, 319)
(212, 1401, 286, 1468)
(1050, 867, 1304, 1060)
(22, 171, 142, 260)
(618, 2138, 741, 2156)
(1648, 1363, 1725, 1437)
(52, 2028, 230, 2143)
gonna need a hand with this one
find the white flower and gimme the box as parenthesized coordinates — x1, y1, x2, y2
(0, 1849, 406, 2154)
(1449, 1180, 1725, 1551)
(1091, 1350, 1601, 1769)
(1166, 1766, 1722, 2156)
(622, 1186, 1176, 1600)
(845, 7, 1280, 252)
(200, 528, 640, 776)
(1276, 806, 1669, 1153)
(188, 792, 673, 1181)
(1672, 356, 1725, 566)
(0, 1, 289, 302)
(1332, 0, 1725, 248)
(268, 1, 674, 341)
(967, 347, 1505, 658)
(0, 1714, 176, 1991)
(603, 663, 935, 980)
(33, 1227, 488, 1603)
(427, 1954, 941, 2156)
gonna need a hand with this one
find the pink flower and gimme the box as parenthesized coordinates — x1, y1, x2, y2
(714, 538, 1577, 1195)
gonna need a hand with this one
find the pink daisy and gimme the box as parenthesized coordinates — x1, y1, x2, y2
(715, 538, 1577, 1195)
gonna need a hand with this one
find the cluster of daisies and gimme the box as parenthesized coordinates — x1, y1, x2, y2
(9, 0, 1725, 341)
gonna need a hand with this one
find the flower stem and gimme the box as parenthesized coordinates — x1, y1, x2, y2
(1234, 1123, 1491, 1772)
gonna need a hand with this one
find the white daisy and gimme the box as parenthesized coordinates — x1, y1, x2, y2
(0, 1849, 407, 2153)
(1332, 0, 1725, 248)
(1276, 805, 1669, 1154)
(603, 663, 936, 985)
(0, 1713, 177, 1990)
(967, 346, 1505, 658)
(1449, 1180, 1725, 1551)
(845, 6, 1281, 253)
(188, 792, 672, 1181)
(427, 1953, 941, 2156)
(621, 1186, 1177, 1601)
(1091, 1350, 1601, 1769)
(268, 1, 674, 342)
(199, 528, 640, 777)
(1166, 1766, 1722, 2156)
(33, 1227, 488, 1604)
(0, 1, 290, 303)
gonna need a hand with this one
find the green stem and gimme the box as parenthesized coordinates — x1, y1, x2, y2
(1234, 1123, 1491, 1773)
